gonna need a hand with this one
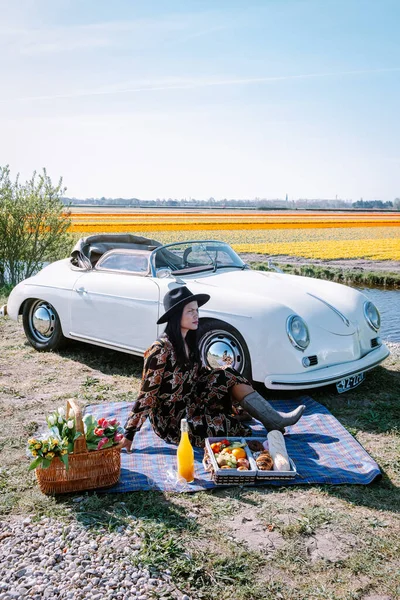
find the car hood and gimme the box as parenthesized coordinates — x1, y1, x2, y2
(190, 269, 359, 335)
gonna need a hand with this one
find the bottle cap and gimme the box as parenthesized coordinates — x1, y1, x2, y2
(180, 418, 189, 432)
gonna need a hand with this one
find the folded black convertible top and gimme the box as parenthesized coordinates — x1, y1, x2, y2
(70, 234, 161, 268)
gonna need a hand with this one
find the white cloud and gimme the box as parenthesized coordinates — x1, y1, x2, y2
(8, 66, 400, 103)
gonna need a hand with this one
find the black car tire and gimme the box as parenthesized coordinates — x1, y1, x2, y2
(197, 318, 252, 381)
(22, 299, 67, 351)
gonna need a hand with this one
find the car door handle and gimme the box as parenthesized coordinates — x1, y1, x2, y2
(76, 287, 87, 295)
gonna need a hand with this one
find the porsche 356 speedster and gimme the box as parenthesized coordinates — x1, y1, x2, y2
(1, 234, 389, 392)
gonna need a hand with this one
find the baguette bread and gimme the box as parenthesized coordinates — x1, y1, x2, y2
(267, 430, 290, 471)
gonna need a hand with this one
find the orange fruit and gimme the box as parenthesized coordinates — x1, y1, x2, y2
(231, 448, 247, 459)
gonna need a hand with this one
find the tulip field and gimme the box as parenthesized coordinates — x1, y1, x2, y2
(67, 211, 400, 260)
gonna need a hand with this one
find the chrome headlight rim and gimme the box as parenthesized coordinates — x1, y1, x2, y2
(363, 301, 380, 332)
(286, 314, 310, 352)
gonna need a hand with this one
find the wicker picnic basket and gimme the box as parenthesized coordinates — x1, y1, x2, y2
(35, 399, 121, 495)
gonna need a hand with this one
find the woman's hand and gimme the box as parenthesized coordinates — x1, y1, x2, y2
(119, 437, 133, 452)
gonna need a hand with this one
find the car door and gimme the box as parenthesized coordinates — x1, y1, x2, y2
(69, 270, 160, 353)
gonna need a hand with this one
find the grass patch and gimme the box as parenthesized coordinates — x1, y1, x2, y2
(1, 302, 400, 598)
(280, 506, 334, 538)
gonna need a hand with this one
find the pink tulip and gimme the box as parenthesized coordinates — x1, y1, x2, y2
(114, 433, 123, 442)
(108, 418, 117, 427)
(97, 437, 108, 450)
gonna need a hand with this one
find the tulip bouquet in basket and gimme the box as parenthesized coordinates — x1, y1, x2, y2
(28, 406, 81, 471)
(28, 436, 70, 471)
(27, 407, 123, 472)
(46, 406, 81, 453)
(83, 415, 124, 451)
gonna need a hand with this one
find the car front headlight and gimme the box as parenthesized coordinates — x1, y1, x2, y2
(286, 315, 310, 351)
(364, 301, 380, 331)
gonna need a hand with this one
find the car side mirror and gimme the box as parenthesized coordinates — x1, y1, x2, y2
(156, 268, 172, 279)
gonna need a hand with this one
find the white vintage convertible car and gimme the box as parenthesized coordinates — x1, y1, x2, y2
(1, 234, 389, 392)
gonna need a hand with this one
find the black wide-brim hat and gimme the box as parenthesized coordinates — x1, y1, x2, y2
(157, 286, 210, 324)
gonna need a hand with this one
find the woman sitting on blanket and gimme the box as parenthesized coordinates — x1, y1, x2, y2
(121, 286, 305, 449)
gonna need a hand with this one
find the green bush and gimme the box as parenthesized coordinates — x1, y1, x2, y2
(0, 165, 72, 286)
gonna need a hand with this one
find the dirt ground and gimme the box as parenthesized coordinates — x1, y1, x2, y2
(240, 253, 400, 273)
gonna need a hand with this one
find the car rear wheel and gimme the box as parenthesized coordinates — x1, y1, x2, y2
(197, 319, 252, 381)
(22, 299, 67, 351)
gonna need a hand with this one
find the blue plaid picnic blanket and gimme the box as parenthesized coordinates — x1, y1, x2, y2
(85, 396, 381, 493)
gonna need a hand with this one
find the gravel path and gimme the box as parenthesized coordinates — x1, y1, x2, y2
(0, 516, 186, 600)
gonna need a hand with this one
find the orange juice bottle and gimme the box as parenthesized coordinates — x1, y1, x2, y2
(177, 419, 194, 483)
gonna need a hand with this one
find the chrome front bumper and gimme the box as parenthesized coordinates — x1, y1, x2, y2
(0, 305, 7, 318)
(264, 343, 390, 390)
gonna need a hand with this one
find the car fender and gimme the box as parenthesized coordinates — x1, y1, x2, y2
(6, 259, 82, 335)
(185, 281, 295, 381)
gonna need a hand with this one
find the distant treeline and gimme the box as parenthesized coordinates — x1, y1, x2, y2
(63, 197, 400, 210)
(352, 200, 395, 209)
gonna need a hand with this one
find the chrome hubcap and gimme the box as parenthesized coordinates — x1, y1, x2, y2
(29, 301, 56, 342)
(199, 330, 245, 373)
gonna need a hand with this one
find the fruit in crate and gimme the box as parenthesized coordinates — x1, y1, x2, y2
(216, 452, 237, 469)
(210, 442, 222, 454)
(231, 447, 247, 459)
(211, 439, 250, 470)
(215, 455, 229, 467)
(210, 439, 232, 453)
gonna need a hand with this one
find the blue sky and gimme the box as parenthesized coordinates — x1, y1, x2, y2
(1, 0, 400, 200)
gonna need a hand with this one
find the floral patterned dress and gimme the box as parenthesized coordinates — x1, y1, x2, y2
(124, 335, 252, 446)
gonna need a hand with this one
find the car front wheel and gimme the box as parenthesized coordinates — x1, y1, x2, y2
(197, 319, 252, 381)
(22, 299, 67, 351)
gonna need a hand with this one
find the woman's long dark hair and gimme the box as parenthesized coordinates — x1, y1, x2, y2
(164, 303, 201, 367)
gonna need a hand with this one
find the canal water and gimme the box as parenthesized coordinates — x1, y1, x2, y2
(358, 287, 399, 342)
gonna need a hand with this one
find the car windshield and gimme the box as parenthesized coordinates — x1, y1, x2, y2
(151, 241, 245, 275)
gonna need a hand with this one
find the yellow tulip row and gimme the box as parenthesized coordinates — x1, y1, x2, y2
(232, 238, 400, 261)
